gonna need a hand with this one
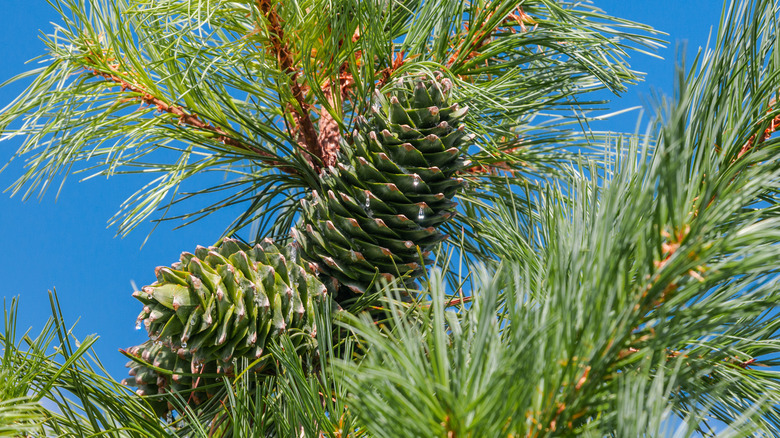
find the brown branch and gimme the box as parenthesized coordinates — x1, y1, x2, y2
(736, 358, 757, 369)
(376, 51, 409, 90)
(85, 66, 296, 173)
(417, 295, 472, 311)
(462, 162, 516, 176)
(89, 69, 239, 148)
(446, 6, 535, 69)
(461, 146, 524, 176)
(726, 96, 780, 161)
(446, 15, 494, 68)
(445, 295, 472, 307)
(737, 113, 780, 159)
(256, 0, 322, 170)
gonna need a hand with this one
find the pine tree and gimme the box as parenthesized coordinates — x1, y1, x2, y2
(2, 0, 780, 436)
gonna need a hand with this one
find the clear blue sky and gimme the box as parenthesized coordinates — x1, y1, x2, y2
(0, 1, 724, 380)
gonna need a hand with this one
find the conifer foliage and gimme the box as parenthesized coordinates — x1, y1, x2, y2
(3, 0, 780, 436)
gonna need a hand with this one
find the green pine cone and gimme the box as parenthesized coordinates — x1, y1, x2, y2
(121, 340, 220, 413)
(134, 237, 324, 365)
(294, 74, 471, 296)
(124, 237, 326, 410)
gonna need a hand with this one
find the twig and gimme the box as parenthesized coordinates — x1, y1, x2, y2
(85, 66, 296, 173)
(417, 295, 472, 310)
(376, 51, 408, 89)
(737, 112, 780, 159)
(256, 0, 322, 170)
(446, 6, 535, 69)
(315, 26, 361, 167)
(445, 296, 472, 307)
(461, 146, 524, 176)
(462, 162, 516, 176)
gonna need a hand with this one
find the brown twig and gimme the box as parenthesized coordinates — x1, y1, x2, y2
(85, 66, 298, 173)
(461, 146, 524, 176)
(445, 296, 472, 307)
(462, 162, 516, 176)
(256, 0, 323, 170)
(447, 12, 494, 68)
(417, 295, 472, 310)
(376, 51, 409, 90)
(737, 112, 780, 159)
(89, 69, 240, 149)
(446, 6, 535, 69)
(736, 358, 757, 369)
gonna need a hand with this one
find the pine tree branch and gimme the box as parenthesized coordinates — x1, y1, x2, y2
(461, 146, 525, 176)
(84, 66, 295, 173)
(256, 0, 322, 171)
(316, 28, 360, 168)
(446, 6, 536, 70)
(376, 51, 409, 90)
(737, 98, 780, 159)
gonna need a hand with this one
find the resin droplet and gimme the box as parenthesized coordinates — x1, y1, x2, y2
(181, 341, 188, 348)
(417, 206, 425, 220)
(135, 320, 142, 330)
(412, 174, 420, 189)
(365, 195, 371, 208)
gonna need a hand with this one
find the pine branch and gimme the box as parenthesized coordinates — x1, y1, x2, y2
(376, 51, 410, 90)
(315, 28, 361, 167)
(256, 0, 323, 170)
(446, 5, 536, 69)
(736, 98, 780, 159)
(84, 65, 294, 172)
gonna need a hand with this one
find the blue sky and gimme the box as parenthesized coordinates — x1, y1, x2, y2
(0, 1, 724, 380)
